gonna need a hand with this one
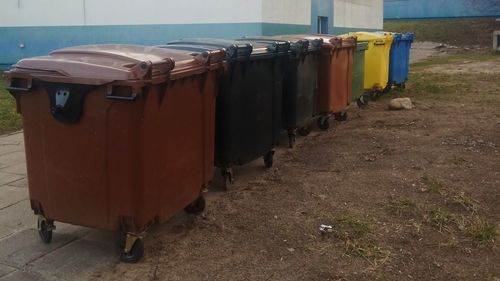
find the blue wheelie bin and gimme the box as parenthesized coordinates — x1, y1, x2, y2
(379, 32, 414, 90)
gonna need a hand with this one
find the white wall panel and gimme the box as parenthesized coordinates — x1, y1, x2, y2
(0, 0, 84, 27)
(84, 0, 262, 25)
(334, 0, 383, 29)
(262, 0, 312, 25)
(0, 0, 263, 27)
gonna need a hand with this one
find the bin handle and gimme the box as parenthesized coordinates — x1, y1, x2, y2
(374, 40, 385, 46)
(106, 85, 139, 101)
(6, 85, 32, 92)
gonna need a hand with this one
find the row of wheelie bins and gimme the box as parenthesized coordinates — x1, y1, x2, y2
(2, 32, 413, 263)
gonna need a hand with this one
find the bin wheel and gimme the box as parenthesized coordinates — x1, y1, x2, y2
(399, 83, 406, 89)
(357, 96, 369, 109)
(298, 126, 311, 137)
(264, 151, 274, 168)
(117, 234, 144, 263)
(221, 168, 234, 191)
(288, 130, 296, 148)
(38, 217, 54, 244)
(334, 112, 348, 122)
(317, 116, 330, 131)
(383, 83, 392, 93)
(184, 195, 206, 215)
(370, 90, 383, 101)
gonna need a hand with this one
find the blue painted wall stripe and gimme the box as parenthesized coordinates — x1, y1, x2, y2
(385, 0, 500, 19)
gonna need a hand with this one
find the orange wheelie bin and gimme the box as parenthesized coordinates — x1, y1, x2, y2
(3, 45, 225, 263)
(288, 35, 356, 130)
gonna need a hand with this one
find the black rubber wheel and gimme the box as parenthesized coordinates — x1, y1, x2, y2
(334, 112, 348, 122)
(357, 94, 369, 109)
(370, 90, 383, 101)
(184, 195, 206, 215)
(317, 116, 330, 131)
(38, 219, 53, 244)
(298, 126, 311, 137)
(264, 151, 274, 168)
(400, 83, 406, 89)
(288, 133, 296, 148)
(383, 83, 392, 93)
(119, 237, 144, 263)
(220, 168, 233, 191)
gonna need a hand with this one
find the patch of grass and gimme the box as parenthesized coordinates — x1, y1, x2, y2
(411, 51, 500, 68)
(421, 176, 443, 194)
(333, 215, 371, 241)
(384, 18, 497, 47)
(424, 208, 455, 233)
(405, 71, 500, 105)
(466, 217, 498, 245)
(449, 155, 467, 167)
(343, 241, 391, 265)
(451, 192, 479, 215)
(0, 78, 22, 134)
(385, 199, 419, 217)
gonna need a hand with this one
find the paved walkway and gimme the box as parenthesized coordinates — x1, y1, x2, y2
(0, 132, 116, 281)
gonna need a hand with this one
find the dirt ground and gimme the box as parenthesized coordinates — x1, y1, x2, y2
(92, 50, 500, 281)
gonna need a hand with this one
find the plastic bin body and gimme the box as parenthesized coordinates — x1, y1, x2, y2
(242, 36, 322, 135)
(4, 45, 224, 234)
(314, 35, 356, 115)
(344, 32, 393, 92)
(387, 32, 414, 85)
(352, 42, 368, 102)
(165, 39, 288, 167)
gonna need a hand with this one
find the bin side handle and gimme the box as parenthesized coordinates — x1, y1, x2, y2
(374, 40, 385, 46)
(105, 85, 139, 101)
(6, 85, 32, 92)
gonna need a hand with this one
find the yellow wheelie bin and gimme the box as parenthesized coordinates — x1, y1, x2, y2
(342, 32, 393, 99)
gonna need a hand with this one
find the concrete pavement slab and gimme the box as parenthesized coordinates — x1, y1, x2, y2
(0, 172, 24, 186)
(0, 270, 46, 281)
(0, 185, 27, 210)
(26, 233, 117, 281)
(6, 178, 28, 188)
(0, 264, 17, 278)
(0, 163, 26, 176)
(0, 229, 78, 268)
(0, 152, 26, 169)
(0, 200, 35, 231)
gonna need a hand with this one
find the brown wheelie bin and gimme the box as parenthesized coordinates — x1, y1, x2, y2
(291, 35, 356, 130)
(3, 45, 225, 263)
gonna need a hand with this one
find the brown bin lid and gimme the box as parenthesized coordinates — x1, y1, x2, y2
(7, 44, 225, 85)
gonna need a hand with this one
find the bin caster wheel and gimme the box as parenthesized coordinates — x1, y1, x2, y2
(184, 195, 206, 215)
(221, 168, 234, 191)
(288, 130, 296, 148)
(264, 151, 274, 168)
(370, 90, 383, 101)
(383, 83, 392, 93)
(317, 116, 330, 131)
(356, 94, 369, 109)
(298, 126, 311, 137)
(117, 234, 144, 263)
(38, 217, 54, 244)
(334, 112, 348, 122)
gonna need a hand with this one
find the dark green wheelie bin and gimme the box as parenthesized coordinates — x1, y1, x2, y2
(352, 41, 369, 108)
(163, 39, 290, 188)
(240, 36, 323, 148)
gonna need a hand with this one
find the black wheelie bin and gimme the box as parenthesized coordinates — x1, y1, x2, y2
(241, 36, 323, 147)
(163, 39, 290, 189)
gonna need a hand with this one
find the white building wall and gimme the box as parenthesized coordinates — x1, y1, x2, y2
(0, 0, 264, 27)
(262, 0, 312, 25)
(334, 0, 383, 29)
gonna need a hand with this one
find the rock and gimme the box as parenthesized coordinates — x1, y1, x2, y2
(388, 98, 413, 110)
